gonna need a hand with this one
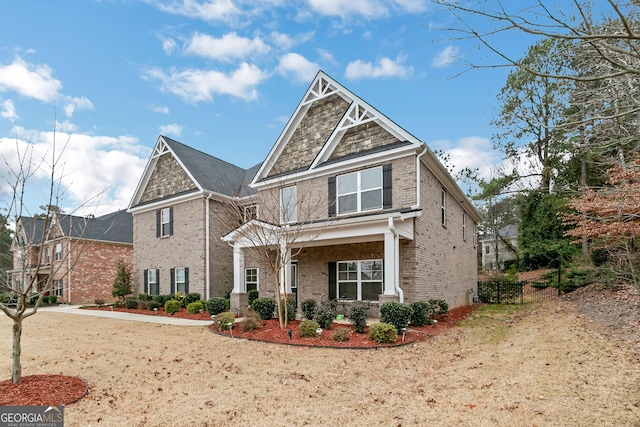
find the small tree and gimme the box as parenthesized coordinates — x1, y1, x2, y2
(111, 259, 132, 303)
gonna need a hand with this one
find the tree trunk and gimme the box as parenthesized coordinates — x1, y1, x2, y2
(12, 317, 22, 384)
(580, 155, 589, 256)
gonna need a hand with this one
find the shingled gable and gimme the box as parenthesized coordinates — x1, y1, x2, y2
(251, 70, 423, 186)
(128, 135, 258, 210)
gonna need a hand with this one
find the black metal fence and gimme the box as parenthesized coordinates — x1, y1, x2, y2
(478, 274, 561, 304)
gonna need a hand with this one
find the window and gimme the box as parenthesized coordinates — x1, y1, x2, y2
(485, 245, 491, 254)
(463, 212, 467, 241)
(245, 268, 258, 292)
(337, 260, 383, 301)
(146, 269, 159, 295)
(53, 280, 63, 297)
(174, 267, 187, 294)
(280, 186, 297, 223)
(337, 166, 382, 215)
(441, 188, 447, 226)
(243, 205, 258, 222)
(55, 243, 63, 261)
(44, 247, 50, 265)
(156, 207, 173, 237)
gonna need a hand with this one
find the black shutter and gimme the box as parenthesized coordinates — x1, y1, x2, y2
(383, 164, 392, 209)
(156, 210, 161, 237)
(170, 268, 175, 294)
(328, 176, 336, 217)
(143, 269, 148, 294)
(169, 207, 174, 236)
(184, 268, 189, 294)
(156, 270, 160, 295)
(328, 262, 337, 300)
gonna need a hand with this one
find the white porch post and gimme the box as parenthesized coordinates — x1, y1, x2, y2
(383, 231, 397, 295)
(232, 243, 245, 294)
(279, 244, 291, 294)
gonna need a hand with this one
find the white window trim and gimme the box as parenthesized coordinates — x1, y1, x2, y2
(280, 186, 297, 224)
(148, 269, 159, 295)
(441, 188, 447, 227)
(245, 267, 259, 292)
(55, 243, 63, 261)
(337, 166, 383, 216)
(175, 267, 186, 294)
(53, 280, 63, 297)
(463, 212, 467, 241)
(160, 207, 171, 237)
(337, 259, 383, 301)
(243, 204, 258, 222)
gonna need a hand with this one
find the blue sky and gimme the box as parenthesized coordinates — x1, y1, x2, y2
(0, 0, 538, 216)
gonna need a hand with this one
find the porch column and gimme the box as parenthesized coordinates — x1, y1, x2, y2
(279, 244, 291, 294)
(383, 231, 397, 295)
(232, 243, 245, 294)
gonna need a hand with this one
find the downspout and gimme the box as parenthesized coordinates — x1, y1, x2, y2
(388, 217, 403, 303)
(412, 145, 428, 210)
(205, 194, 212, 301)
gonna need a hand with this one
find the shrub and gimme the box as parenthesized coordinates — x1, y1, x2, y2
(0, 293, 9, 304)
(187, 301, 204, 314)
(299, 319, 321, 337)
(313, 302, 336, 329)
(206, 297, 227, 316)
(348, 301, 369, 333)
(410, 301, 432, 327)
(252, 297, 275, 320)
(279, 298, 297, 322)
(301, 299, 317, 320)
(380, 302, 413, 333)
(164, 299, 182, 314)
(29, 295, 39, 306)
(147, 301, 162, 311)
(184, 293, 201, 306)
(111, 259, 132, 303)
(42, 296, 51, 305)
(214, 312, 235, 331)
(94, 299, 106, 307)
(137, 293, 153, 301)
(248, 289, 259, 305)
(369, 322, 398, 343)
(241, 315, 260, 332)
(428, 299, 449, 315)
(124, 297, 139, 309)
(138, 300, 150, 310)
(113, 300, 125, 308)
(154, 294, 173, 306)
(331, 327, 350, 342)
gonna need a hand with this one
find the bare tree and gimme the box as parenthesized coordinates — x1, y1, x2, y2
(221, 178, 331, 329)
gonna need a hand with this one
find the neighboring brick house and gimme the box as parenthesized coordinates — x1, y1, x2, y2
(10, 210, 132, 304)
(223, 71, 482, 316)
(480, 224, 518, 272)
(127, 136, 260, 300)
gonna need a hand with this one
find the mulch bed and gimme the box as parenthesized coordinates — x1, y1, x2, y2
(0, 374, 88, 406)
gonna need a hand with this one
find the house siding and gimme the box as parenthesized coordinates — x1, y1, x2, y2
(139, 153, 198, 204)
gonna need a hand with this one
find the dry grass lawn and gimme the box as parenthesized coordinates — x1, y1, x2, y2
(1, 298, 639, 427)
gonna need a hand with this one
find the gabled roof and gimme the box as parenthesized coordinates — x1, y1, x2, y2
(128, 135, 260, 209)
(251, 71, 423, 186)
(18, 209, 133, 245)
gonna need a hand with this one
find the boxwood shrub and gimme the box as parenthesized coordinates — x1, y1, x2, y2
(380, 302, 413, 333)
(313, 302, 336, 329)
(206, 297, 227, 316)
(187, 301, 204, 314)
(252, 297, 275, 320)
(301, 299, 317, 320)
(248, 289, 259, 306)
(410, 301, 432, 327)
(348, 301, 369, 333)
(124, 297, 139, 309)
(369, 322, 398, 343)
(147, 301, 162, 311)
(164, 299, 181, 314)
(183, 293, 201, 307)
(214, 312, 236, 330)
(241, 315, 260, 332)
(299, 319, 321, 337)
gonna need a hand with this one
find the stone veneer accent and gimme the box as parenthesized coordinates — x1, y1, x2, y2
(329, 122, 400, 161)
(139, 153, 197, 204)
(268, 94, 350, 177)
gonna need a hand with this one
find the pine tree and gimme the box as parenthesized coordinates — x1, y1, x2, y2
(111, 259, 132, 302)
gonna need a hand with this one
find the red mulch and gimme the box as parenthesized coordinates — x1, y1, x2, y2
(88, 305, 214, 320)
(210, 304, 477, 348)
(0, 374, 88, 406)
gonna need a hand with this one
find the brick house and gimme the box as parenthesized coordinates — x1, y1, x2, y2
(223, 71, 482, 316)
(10, 210, 133, 304)
(127, 136, 260, 300)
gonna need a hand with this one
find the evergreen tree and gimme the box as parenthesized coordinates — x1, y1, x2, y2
(111, 259, 132, 302)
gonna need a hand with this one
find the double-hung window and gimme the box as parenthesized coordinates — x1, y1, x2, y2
(280, 186, 297, 223)
(55, 243, 63, 261)
(441, 188, 447, 226)
(53, 280, 63, 297)
(147, 269, 159, 295)
(337, 260, 383, 301)
(245, 268, 258, 292)
(174, 267, 187, 294)
(156, 207, 173, 237)
(337, 166, 382, 215)
(44, 247, 50, 265)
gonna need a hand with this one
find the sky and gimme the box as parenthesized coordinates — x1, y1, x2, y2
(0, 0, 540, 217)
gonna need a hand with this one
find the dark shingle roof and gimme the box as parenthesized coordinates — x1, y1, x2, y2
(162, 136, 258, 197)
(19, 209, 133, 245)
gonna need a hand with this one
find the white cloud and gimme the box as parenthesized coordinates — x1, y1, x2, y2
(162, 38, 177, 55)
(145, 0, 241, 23)
(63, 96, 94, 118)
(277, 53, 320, 83)
(1, 99, 18, 121)
(393, 0, 427, 13)
(432, 45, 459, 68)
(159, 123, 182, 137)
(0, 57, 61, 101)
(345, 54, 412, 80)
(307, 0, 389, 19)
(150, 104, 170, 114)
(316, 48, 337, 66)
(270, 31, 315, 50)
(56, 120, 78, 133)
(0, 130, 148, 216)
(433, 136, 498, 182)
(142, 63, 267, 102)
(184, 32, 270, 62)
